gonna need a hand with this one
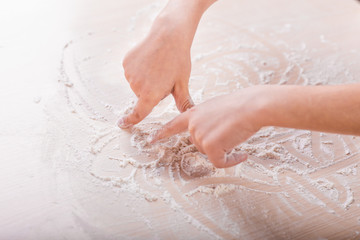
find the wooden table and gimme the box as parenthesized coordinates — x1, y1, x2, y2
(1, 0, 360, 239)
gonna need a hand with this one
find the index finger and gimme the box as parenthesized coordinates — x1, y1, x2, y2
(118, 97, 156, 128)
(149, 111, 190, 143)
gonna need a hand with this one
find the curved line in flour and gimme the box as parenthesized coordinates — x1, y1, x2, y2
(92, 134, 118, 155)
(283, 140, 360, 180)
(243, 31, 289, 74)
(286, 176, 339, 212)
(61, 40, 116, 123)
(59, 27, 360, 235)
(325, 175, 347, 205)
(194, 21, 295, 88)
(73, 52, 119, 118)
(231, 27, 311, 88)
(279, 170, 353, 217)
(282, 141, 316, 168)
(226, 58, 264, 86)
(277, 192, 305, 218)
(328, 134, 346, 160)
(193, 48, 273, 66)
(277, 187, 345, 233)
(65, 89, 104, 132)
(197, 46, 295, 86)
(161, 163, 236, 239)
(308, 153, 360, 179)
(341, 135, 359, 154)
(247, 129, 297, 145)
(281, 63, 303, 85)
(317, 134, 336, 161)
(311, 131, 326, 163)
(181, 177, 282, 194)
(231, 28, 289, 77)
(90, 130, 113, 145)
(61, 41, 100, 119)
(63, 87, 99, 132)
(227, 61, 253, 88)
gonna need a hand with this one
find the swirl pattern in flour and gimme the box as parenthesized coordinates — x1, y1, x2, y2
(45, 8, 360, 240)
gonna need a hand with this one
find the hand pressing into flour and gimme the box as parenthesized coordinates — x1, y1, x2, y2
(149, 87, 269, 168)
(118, 0, 217, 128)
(149, 84, 360, 168)
(118, 24, 193, 128)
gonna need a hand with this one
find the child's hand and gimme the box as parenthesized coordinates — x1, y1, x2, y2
(150, 87, 268, 168)
(118, 0, 216, 128)
(118, 19, 194, 128)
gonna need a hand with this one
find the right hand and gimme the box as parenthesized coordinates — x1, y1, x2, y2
(149, 87, 269, 168)
(118, 19, 194, 129)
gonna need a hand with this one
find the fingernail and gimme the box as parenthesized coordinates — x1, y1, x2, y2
(117, 118, 132, 129)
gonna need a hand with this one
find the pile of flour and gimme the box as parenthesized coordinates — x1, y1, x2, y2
(130, 122, 215, 177)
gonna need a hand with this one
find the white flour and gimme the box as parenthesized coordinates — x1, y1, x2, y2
(44, 3, 360, 238)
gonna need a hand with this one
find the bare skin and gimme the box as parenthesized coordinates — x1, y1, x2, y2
(118, 0, 217, 128)
(150, 84, 360, 168)
(120, 0, 360, 168)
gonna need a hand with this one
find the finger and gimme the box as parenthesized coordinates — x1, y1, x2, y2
(117, 98, 156, 128)
(190, 133, 206, 154)
(224, 152, 248, 168)
(172, 82, 194, 113)
(206, 147, 247, 168)
(188, 134, 205, 154)
(192, 139, 205, 154)
(149, 111, 190, 143)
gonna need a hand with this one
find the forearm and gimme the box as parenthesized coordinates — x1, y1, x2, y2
(258, 84, 360, 135)
(151, 0, 217, 50)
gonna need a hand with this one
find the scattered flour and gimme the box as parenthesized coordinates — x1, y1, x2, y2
(336, 164, 358, 176)
(343, 185, 354, 210)
(186, 184, 238, 198)
(33, 96, 41, 104)
(181, 152, 215, 177)
(48, 13, 360, 238)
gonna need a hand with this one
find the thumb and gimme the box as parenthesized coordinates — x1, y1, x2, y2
(117, 97, 155, 128)
(172, 82, 194, 113)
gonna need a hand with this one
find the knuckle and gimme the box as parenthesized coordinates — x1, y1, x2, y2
(202, 138, 215, 152)
(179, 98, 194, 112)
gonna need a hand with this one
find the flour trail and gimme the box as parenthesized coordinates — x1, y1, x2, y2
(44, 5, 360, 238)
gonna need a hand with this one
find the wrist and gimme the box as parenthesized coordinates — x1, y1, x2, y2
(152, 14, 192, 43)
(234, 85, 279, 130)
(254, 85, 305, 129)
(147, 16, 192, 53)
(151, 0, 216, 49)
